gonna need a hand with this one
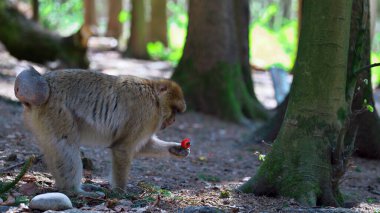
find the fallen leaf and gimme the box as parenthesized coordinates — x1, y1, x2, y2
(19, 182, 39, 196)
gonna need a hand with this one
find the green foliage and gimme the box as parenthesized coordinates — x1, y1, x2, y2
(366, 197, 376, 203)
(371, 50, 380, 86)
(367, 105, 374, 113)
(219, 190, 230, 198)
(39, 0, 83, 35)
(118, 10, 130, 23)
(147, 1, 187, 64)
(363, 99, 374, 113)
(147, 41, 182, 63)
(0, 156, 35, 195)
(15, 196, 29, 205)
(249, 3, 298, 70)
(258, 154, 266, 162)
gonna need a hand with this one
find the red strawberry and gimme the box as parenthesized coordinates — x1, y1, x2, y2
(181, 138, 191, 149)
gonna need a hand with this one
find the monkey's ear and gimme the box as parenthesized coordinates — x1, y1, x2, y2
(157, 82, 168, 93)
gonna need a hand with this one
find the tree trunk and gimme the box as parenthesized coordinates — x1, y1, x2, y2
(251, 96, 288, 143)
(234, 0, 255, 98)
(348, 0, 380, 159)
(31, 0, 39, 22)
(148, 0, 167, 46)
(239, 0, 352, 207)
(83, 0, 97, 35)
(124, 0, 149, 59)
(0, 3, 88, 68)
(172, 0, 268, 123)
(106, 0, 123, 38)
(369, 0, 377, 41)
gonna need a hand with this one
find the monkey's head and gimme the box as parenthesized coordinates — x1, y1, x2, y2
(155, 79, 186, 130)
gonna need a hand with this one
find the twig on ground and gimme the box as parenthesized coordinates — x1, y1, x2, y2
(0, 154, 42, 173)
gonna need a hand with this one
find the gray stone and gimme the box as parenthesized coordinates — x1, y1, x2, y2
(29, 192, 73, 211)
(179, 206, 224, 213)
(0, 206, 11, 212)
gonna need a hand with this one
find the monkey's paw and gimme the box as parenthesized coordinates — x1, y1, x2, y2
(169, 145, 190, 158)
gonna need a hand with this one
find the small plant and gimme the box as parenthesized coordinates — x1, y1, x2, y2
(254, 151, 266, 162)
(367, 197, 376, 203)
(219, 190, 230, 198)
(197, 173, 221, 182)
(363, 99, 374, 113)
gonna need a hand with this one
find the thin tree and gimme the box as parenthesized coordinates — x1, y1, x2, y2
(348, 0, 380, 159)
(31, 0, 38, 22)
(251, 0, 380, 159)
(240, 0, 353, 206)
(172, 0, 268, 123)
(148, 0, 167, 46)
(83, 0, 97, 35)
(124, 0, 149, 59)
(106, 0, 123, 38)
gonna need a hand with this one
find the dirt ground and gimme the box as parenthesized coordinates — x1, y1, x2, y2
(0, 40, 379, 212)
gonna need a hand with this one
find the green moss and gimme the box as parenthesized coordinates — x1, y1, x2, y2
(172, 59, 266, 122)
(337, 108, 347, 123)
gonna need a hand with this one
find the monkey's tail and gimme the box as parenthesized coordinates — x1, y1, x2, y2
(14, 66, 50, 107)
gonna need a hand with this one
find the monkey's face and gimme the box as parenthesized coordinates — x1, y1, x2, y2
(157, 80, 186, 130)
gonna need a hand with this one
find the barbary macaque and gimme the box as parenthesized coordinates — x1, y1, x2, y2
(14, 67, 189, 196)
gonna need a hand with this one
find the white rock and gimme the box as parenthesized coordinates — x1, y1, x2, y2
(29, 192, 73, 211)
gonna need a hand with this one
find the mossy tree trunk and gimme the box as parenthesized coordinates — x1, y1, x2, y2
(172, 0, 268, 123)
(0, 2, 88, 68)
(148, 0, 168, 46)
(106, 0, 123, 39)
(239, 0, 353, 206)
(249, 0, 380, 159)
(124, 0, 149, 59)
(348, 0, 380, 159)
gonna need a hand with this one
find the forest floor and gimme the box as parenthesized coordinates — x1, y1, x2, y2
(0, 40, 379, 212)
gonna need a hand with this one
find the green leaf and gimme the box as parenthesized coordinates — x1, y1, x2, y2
(367, 105, 374, 113)
(258, 154, 266, 162)
(363, 79, 369, 85)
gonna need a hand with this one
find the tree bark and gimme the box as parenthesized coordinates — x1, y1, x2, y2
(124, 0, 149, 59)
(251, 96, 288, 143)
(83, 0, 97, 34)
(234, 0, 255, 98)
(106, 0, 123, 38)
(240, 0, 353, 206)
(148, 0, 168, 46)
(172, 0, 268, 123)
(347, 0, 380, 159)
(0, 3, 88, 68)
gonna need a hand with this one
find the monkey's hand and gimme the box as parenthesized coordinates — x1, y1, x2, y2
(169, 145, 190, 158)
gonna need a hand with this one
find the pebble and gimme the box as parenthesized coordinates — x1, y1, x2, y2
(29, 192, 73, 211)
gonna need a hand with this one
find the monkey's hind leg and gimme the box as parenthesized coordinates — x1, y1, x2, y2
(37, 132, 83, 194)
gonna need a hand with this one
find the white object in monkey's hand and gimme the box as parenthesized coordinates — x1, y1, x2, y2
(14, 66, 189, 197)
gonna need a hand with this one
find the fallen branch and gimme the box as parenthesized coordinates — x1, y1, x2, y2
(0, 154, 42, 173)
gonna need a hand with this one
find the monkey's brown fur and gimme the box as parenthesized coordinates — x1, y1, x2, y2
(15, 67, 188, 196)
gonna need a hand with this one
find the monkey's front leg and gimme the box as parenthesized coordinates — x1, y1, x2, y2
(111, 147, 133, 191)
(137, 135, 190, 158)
